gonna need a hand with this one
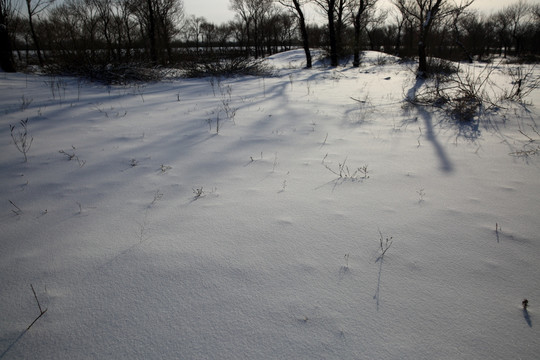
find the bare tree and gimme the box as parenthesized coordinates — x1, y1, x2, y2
(229, 0, 273, 58)
(313, 0, 352, 66)
(504, 0, 533, 56)
(456, 10, 490, 61)
(200, 20, 216, 50)
(77, 0, 101, 61)
(389, 7, 408, 56)
(229, 0, 251, 55)
(155, 0, 184, 61)
(215, 22, 233, 51)
(132, 0, 183, 64)
(25, 0, 55, 66)
(492, 9, 511, 57)
(313, 0, 338, 65)
(0, 0, 16, 71)
(451, 8, 474, 62)
(46, 1, 83, 60)
(278, 0, 312, 68)
(112, 0, 137, 62)
(393, 0, 473, 76)
(348, 0, 378, 67)
(185, 15, 205, 50)
(91, 0, 114, 61)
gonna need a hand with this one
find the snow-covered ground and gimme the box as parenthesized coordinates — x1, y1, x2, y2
(1, 50, 539, 359)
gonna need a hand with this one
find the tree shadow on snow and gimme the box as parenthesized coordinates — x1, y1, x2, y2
(0, 329, 28, 359)
(406, 77, 453, 173)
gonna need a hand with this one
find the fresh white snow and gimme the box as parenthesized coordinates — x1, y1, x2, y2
(1, 50, 539, 359)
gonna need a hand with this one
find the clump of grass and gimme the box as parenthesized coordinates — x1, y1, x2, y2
(193, 187, 204, 199)
(322, 154, 369, 180)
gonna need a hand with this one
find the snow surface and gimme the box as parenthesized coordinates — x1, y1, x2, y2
(1, 50, 539, 359)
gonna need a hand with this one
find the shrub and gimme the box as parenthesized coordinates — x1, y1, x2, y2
(43, 62, 170, 84)
(181, 53, 273, 78)
(426, 57, 458, 77)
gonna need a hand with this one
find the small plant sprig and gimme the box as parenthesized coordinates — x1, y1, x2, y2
(20, 95, 33, 111)
(322, 154, 369, 181)
(215, 111, 221, 134)
(59, 146, 86, 167)
(150, 189, 163, 206)
(137, 189, 164, 243)
(193, 187, 204, 199)
(377, 229, 393, 262)
(45, 76, 66, 102)
(221, 99, 237, 124)
(358, 164, 370, 179)
(10, 118, 33, 162)
(9, 200, 22, 215)
(210, 82, 239, 134)
(135, 84, 145, 103)
(509, 147, 540, 158)
(509, 124, 540, 158)
(209, 76, 219, 97)
(417, 188, 426, 202)
(279, 179, 287, 193)
(320, 133, 328, 148)
(160, 164, 172, 173)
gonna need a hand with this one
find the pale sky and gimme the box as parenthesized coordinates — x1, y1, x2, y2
(184, 0, 540, 24)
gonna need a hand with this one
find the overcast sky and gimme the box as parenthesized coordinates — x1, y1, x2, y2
(184, 0, 540, 24)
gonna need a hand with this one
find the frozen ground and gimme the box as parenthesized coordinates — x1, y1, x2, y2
(1, 50, 539, 359)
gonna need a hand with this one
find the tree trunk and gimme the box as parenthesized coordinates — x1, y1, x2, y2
(327, 0, 337, 66)
(418, 36, 427, 75)
(394, 22, 403, 57)
(292, 0, 311, 68)
(353, 11, 361, 67)
(0, 10, 16, 72)
(455, 39, 473, 63)
(417, 1, 442, 76)
(146, 0, 157, 64)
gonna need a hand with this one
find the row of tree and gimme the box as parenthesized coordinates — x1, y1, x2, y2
(1, 0, 539, 75)
(284, 0, 540, 74)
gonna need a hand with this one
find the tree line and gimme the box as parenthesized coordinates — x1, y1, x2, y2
(1, 0, 539, 76)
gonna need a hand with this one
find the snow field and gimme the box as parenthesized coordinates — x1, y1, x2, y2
(1, 51, 539, 359)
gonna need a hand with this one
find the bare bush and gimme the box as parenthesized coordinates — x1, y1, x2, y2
(407, 62, 499, 122)
(426, 58, 458, 77)
(43, 63, 171, 85)
(500, 65, 540, 103)
(181, 54, 273, 78)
